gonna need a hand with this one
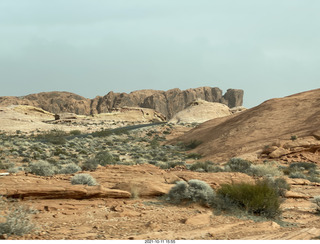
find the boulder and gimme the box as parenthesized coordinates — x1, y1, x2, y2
(169, 99, 232, 124)
(269, 148, 291, 158)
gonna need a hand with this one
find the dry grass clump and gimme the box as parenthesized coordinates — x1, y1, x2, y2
(167, 179, 215, 206)
(29, 160, 56, 176)
(71, 173, 97, 186)
(0, 197, 36, 236)
(225, 158, 252, 173)
(59, 163, 81, 174)
(248, 162, 283, 177)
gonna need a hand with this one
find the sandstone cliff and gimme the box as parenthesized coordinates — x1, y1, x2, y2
(0, 87, 243, 119)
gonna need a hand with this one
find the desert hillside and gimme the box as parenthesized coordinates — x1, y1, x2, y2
(0, 87, 243, 119)
(172, 89, 320, 162)
(1, 89, 320, 240)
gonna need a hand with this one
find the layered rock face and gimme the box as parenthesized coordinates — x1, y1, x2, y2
(0, 87, 243, 119)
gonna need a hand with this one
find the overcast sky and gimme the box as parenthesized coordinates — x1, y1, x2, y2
(0, 0, 319, 108)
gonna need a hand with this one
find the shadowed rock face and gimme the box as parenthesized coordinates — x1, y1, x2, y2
(0, 87, 243, 119)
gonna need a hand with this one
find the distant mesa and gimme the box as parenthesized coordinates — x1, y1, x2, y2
(0, 87, 244, 120)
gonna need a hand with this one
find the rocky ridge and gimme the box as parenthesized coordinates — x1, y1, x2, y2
(0, 87, 243, 119)
(171, 88, 320, 162)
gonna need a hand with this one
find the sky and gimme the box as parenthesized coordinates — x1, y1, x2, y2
(0, 0, 319, 108)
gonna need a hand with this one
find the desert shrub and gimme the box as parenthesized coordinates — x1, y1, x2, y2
(155, 162, 169, 169)
(71, 173, 97, 186)
(186, 153, 202, 160)
(81, 158, 99, 171)
(37, 130, 67, 145)
(290, 135, 298, 141)
(248, 163, 283, 177)
(289, 171, 307, 179)
(69, 130, 82, 136)
(150, 138, 160, 149)
(307, 174, 320, 183)
(91, 129, 111, 137)
(29, 160, 55, 176)
(189, 161, 224, 172)
(167, 179, 215, 206)
(59, 163, 81, 174)
(0, 160, 15, 170)
(215, 180, 281, 218)
(168, 161, 186, 168)
(7, 167, 23, 174)
(94, 151, 116, 166)
(225, 158, 252, 173)
(289, 162, 317, 171)
(264, 177, 291, 197)
(53, 147, 69, 156)
(313, 196, 320, 214)
(92, 128, 128, 137)
(0, 197, 36, 236)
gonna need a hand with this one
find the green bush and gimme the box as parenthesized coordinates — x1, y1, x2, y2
(0, 160, 15, 170)
(150, 138, 160, 149)
(71, 173, 97, 186)
(81, 158, 99, 171)
(225, 158, 252, 173)
(216, 180, 281, 218)
(307, 174, 320, 183)
(265, 177, 291, 197)
(59, 163, 81, 174)
(94, 151, 116, 166)
(29, 160, 56, 176)
(37, 130, 67, 145)
(0, 197, 36, 236)
(289, 162, 317, 171)
(155, 162, 169, 169)
(7, 167, 23, 174)
(289, 171, 307, 179)
(167, 179, 215, 206)
(69, 130, 82, 136)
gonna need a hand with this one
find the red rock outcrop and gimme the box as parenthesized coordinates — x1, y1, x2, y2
(0, 87, 244, 119)
(171, 88, 320, 162)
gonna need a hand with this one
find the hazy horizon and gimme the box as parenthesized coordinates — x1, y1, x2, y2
(1, 0, 319, 108)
